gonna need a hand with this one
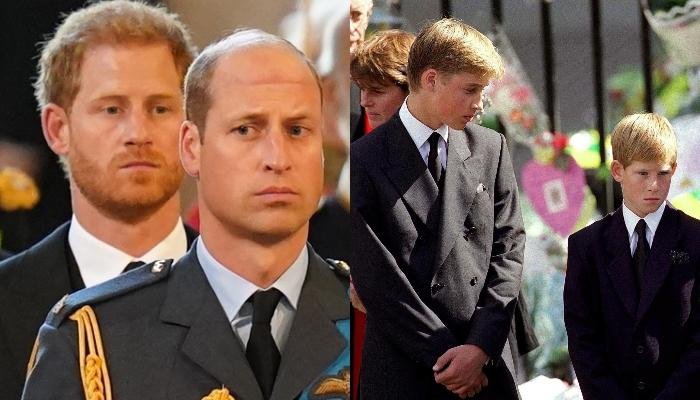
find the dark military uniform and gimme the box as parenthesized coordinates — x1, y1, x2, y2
(22, 244, 350, 400)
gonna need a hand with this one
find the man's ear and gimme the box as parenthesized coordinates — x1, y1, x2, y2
(41, 103, 70, 156)
(611, 160, 624, 183)
(179, 120, 201, 179)
(420, 68, 438, 92)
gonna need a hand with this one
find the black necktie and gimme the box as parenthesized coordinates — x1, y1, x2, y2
(246, 288, 282, 399)
(633, 219, 649, 295)
(428, 132, 442, 185)
(122, 260, 145, 273)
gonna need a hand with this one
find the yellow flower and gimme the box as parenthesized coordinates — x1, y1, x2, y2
(0, 167, 40, 211)
(201, 386, 235, 400)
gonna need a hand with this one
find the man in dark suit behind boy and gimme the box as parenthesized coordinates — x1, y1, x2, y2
(565, 113, 700, 399)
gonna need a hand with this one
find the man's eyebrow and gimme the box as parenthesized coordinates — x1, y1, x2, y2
(145, 94, 179, 101)
(90, 94, 178, 102)
(225, 112, 267, 125)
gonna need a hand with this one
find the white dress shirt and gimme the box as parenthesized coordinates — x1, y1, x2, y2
(399, 98, 449, 170)
(68, 215, 188, 287)
(622, 201, 666, 255)
(196, 238, 307, 352)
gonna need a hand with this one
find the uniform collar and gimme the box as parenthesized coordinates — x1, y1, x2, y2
(195, 238, 307, 324)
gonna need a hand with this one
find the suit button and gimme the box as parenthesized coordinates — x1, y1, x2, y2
(463, 226, 477, 240)
(636, 345, 645, 355)
(470, 277, 478, 286)
(431, 283, 444, 295)
(636, 381, 646, 391)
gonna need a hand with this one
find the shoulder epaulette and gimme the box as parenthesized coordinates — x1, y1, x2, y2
(325, 258, 350, 279)
(46, 259, 173, 327)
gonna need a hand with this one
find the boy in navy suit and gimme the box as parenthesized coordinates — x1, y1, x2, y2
(564, 113, 700, 399)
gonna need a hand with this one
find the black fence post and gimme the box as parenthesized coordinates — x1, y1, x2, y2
(541, 0, 557, 132)
(441, 0, 452, 18)
(491, 0, 502, 26)
(590, 0, 614, 213)
(640, 2, 654, 112)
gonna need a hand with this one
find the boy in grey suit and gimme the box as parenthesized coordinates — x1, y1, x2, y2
(351, 18, 525, 399)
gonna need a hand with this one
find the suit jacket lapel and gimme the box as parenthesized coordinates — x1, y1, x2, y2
(160, 249, 262, 400)
(271, 249, 348, 400)
(434, 128, 478, 271)
(635, 206, 679, 326)
(381, 115, 441, 234)
(4, 223, 73, 378)
(603, 209, 638, 318)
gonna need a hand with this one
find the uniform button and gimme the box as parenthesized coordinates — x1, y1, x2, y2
(636, 345, 645, 355)
(470, 277, 478, 286)
(431, 283, 444, 295)
(636, 381, 646, 391)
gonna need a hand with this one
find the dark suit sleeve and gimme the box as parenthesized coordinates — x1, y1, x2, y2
(350, 156, 459, 369)
(564, 234, 630, 400)
(22, 323, 83, 400)
(463, 135, 525, 358)
(656, 258, 700, 399)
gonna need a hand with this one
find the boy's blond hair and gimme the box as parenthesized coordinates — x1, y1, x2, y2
(351, 29, 415, 92)
(611, 113, 677, 168)
(34, 0, 196, 112)
(407, 18, 504, 91)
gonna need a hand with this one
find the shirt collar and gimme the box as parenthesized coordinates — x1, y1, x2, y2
(68, 215, 188, 287)
(399, 97, 449, 149)
(196, 238, 308, 323)
(621, 201, 666, 239)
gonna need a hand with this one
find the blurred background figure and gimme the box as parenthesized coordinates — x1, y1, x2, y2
(351, 0, 374, 55)
(281, 0, 352, 263)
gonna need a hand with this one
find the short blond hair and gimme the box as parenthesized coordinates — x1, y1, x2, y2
(407, 18, 504, 91)
(351, 29, 415, 92)
(611, 113, 677, 167)
(34, 0, 196, 112)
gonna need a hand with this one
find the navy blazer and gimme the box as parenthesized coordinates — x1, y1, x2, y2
(564, 205, 700, 399)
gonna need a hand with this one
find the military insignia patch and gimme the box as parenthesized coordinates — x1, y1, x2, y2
(301, 319, 350, 400)
(312, 367, 350, 398)
(201, 386, 235, 400)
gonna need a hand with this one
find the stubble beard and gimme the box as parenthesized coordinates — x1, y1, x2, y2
(68, 149, 183, 224)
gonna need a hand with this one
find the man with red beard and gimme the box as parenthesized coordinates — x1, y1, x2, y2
(0, 2, 197, 399)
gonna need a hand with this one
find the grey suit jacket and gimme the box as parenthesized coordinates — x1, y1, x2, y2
(21, 244, 349, 400)
(350, 115, 525, 399)
(0, 222, 198, 400)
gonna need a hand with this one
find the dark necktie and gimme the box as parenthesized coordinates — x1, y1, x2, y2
(122, 260, 145, 273)
(633, 219, 649, 295)
(246, 288, 282, 399)
(428, 132, 442, 184)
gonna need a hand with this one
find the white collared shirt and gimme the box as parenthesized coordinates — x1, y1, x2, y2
(196, 238, 307, 352)
(622, 201, 666, 255)
(399, 98, 448, 170)
(68, 215, 188, 287)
